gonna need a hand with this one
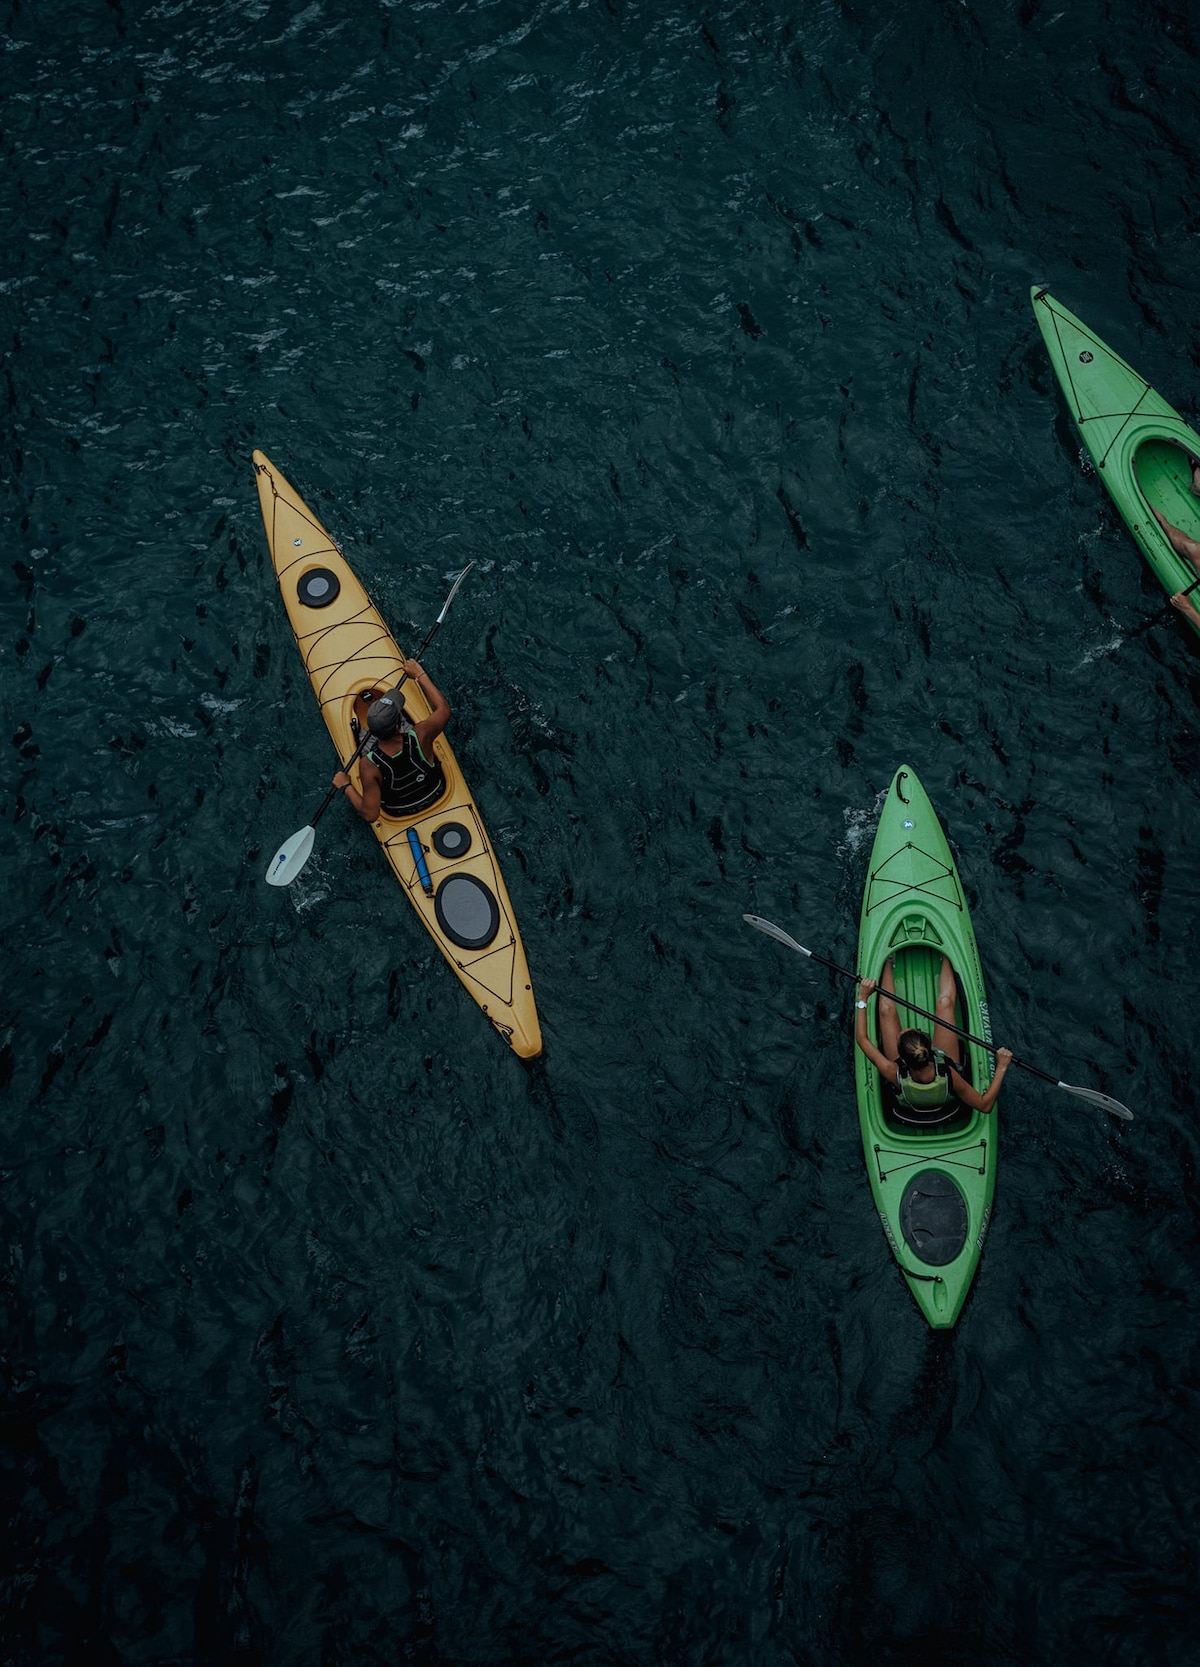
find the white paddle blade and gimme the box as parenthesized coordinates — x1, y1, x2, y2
(1058, 1081, 1134, 1122)
(265, 825, 315, 887)
(435, 559, 475, 623)
(742, 914, 811, 957)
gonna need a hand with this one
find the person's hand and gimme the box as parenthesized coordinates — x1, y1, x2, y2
(404, 658, 424, 679)
(994, 1046, 1014, 1070)
(1170, 591, 1193, 614)
(857, 978, 877, 1001)
(333, 771, 351, 790)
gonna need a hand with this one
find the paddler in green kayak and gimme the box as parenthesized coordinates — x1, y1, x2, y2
(1150, 490, 1200, 632)
(855, 958, 1013, 1116)
(332, 658, 452, 821)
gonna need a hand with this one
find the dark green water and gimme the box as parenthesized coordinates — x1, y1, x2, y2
(4, 2, 1200, 1662)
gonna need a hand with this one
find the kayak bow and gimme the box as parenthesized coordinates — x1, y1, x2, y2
(1031, 286, 1200, 638)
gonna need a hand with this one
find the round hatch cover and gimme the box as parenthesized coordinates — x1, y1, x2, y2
(434, 873, 500, 950)
(899, 1170, 968, 1267)
(297, 567, 340, 608)
(432, 821, 472, 858)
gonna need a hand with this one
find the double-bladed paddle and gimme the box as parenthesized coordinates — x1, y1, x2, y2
(742, 913, 1133, 1121)
(264, 562, 475, 887)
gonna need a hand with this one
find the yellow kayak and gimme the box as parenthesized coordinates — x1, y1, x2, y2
(253, 450, 542, 1059)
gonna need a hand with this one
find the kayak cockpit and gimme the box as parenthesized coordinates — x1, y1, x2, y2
(1132, 436, 1200, 540)
(868, 934, 979, 1135)
(885, 1092, 972, 1133)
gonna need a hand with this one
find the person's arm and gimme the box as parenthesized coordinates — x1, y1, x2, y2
(406, 658, 451, 749)
(854, 979, 898, 1084)
(332, 754, 382, 823)
(948, 1046, 1013, 1114)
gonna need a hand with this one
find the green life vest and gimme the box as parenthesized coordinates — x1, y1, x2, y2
(896, 1049, 951, 1110)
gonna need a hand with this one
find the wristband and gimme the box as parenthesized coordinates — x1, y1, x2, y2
(856, 1000, 868, 1010)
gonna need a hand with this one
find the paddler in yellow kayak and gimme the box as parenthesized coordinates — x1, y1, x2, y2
(332, 658, 452, 822)
(855, 958, 1013, 1116)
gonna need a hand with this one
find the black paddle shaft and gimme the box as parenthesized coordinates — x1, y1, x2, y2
(308, 725, 376, 834)
(1155, 569, 1200, 621)
(1125, 568, 1200, 645)
(808, 945, 1060, 1090)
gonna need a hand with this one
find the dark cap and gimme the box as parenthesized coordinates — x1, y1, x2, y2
(367, 694, 403, 738)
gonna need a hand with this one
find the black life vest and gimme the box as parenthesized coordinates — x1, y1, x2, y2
(367, 728, 446, 816)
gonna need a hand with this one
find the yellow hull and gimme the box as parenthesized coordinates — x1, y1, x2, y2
(253, 451, 542, 1059)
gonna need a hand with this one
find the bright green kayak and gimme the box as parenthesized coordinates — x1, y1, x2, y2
(1031, 286, 1200, 638)
(853, 767, 998, 1329)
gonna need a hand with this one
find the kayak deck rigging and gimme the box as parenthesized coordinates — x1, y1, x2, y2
(865, 843, 964, 915)
(872, 1140, 989, 1182)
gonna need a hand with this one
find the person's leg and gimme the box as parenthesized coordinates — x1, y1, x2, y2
(1152, 507, 1200, 572)
(879, 956, 901, 1060)
(932, 955, 962, 1061)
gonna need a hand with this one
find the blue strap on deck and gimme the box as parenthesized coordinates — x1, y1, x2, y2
(406, 827, 433, 896)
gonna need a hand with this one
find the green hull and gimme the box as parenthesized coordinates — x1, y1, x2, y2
(854, 767, 997, 1329)
(1031, 286, 1200, 638)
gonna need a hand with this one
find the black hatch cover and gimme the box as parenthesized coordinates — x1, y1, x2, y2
(434, 873, 500, 951)
(899, 1170, 969, 1267)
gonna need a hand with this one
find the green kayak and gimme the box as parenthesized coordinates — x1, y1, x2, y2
(1031, 285, 1200, 638)
(854, 766, 998, 1329)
